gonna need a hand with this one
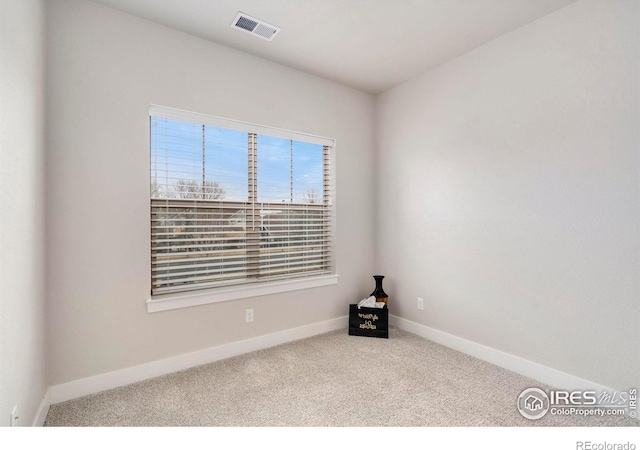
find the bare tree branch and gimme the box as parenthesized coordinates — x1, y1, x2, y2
(303, 187, 319, 204)
(172, 179, 226, 200)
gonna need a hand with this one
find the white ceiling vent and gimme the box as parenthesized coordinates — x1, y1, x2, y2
(231, 12, 280, 41)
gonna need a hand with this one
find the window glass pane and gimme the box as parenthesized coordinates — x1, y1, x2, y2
(205, 126, 248, 202)
(151, 118, 248, 202)
(257, 135, 323, 204)
(292, 140, 324, 204)
(257, 135, 291, 203)
(151, 117, 203, 199)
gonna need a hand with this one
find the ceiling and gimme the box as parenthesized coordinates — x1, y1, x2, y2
(90, 0, 577, 94)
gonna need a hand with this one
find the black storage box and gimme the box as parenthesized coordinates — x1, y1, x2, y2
(348, 304, 389, 339)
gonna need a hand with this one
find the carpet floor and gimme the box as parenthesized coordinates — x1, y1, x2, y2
(44, 327, 638, 427)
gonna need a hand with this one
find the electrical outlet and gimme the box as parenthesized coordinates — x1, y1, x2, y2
(246, 308, 254, 323)
(10, 405, 18, 427)
(417, 297, 424, 310)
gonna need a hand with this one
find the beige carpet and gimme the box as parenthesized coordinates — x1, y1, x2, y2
(44, 327, 638, 427)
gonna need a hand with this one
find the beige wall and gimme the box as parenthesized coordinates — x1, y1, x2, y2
(376, 0, 639, 391)
(46, 1, 375, 386)
(0, 0, 48, 426)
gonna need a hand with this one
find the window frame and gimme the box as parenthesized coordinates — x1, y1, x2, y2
(147, 105, 338, 313)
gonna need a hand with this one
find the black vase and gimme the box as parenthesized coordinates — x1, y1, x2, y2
(370, 275, 388, 305)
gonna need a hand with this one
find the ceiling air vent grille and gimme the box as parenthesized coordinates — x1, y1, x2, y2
(231, 12, 280, 41)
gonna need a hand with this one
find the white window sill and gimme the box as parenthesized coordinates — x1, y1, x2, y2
(146, 274, 339, 313)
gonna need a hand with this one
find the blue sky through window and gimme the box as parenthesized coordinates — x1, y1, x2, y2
(151, 117, 324, 204)
(257, 135, 323, 204)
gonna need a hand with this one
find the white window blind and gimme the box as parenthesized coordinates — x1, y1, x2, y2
(150, 107, 335, 296)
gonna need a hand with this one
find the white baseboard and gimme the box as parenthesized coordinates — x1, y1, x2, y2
(32, 388, 50, 426)
(390, 315, 617, 394)
(49, 313, 622, 407)
(50, 316, 348, 404)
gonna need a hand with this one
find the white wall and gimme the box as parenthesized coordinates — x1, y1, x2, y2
(46, 1, 375, 386)
(376, 0, 639, 391)
(0, 0, 48, 426)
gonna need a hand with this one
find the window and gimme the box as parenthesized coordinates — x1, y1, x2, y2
(148, 106, 336, 311)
